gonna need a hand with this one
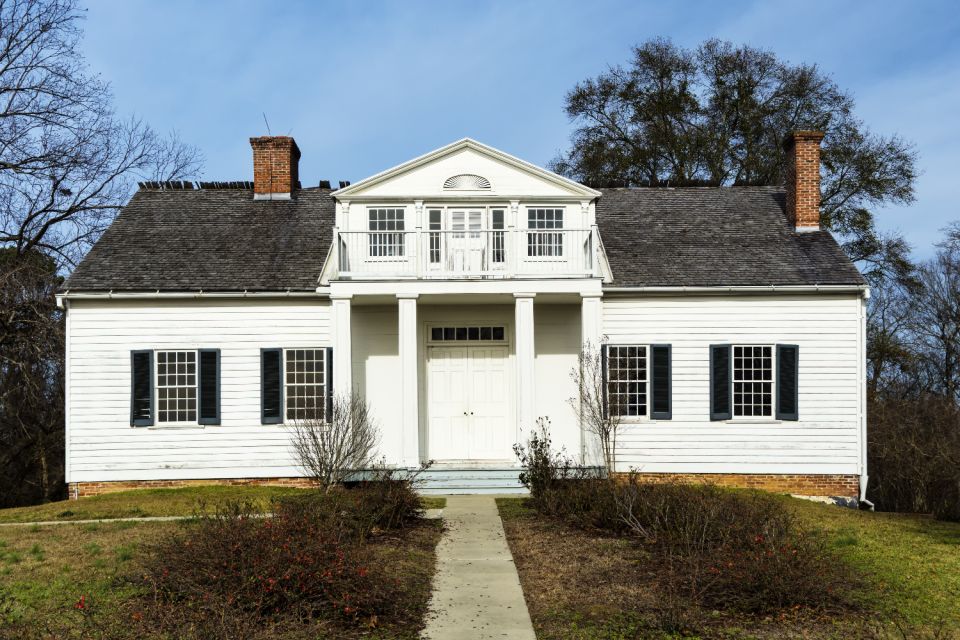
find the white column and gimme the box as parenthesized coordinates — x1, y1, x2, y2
(331, 295, 353, 396)
(514, 293, 536, 431)
(581, 292, 603, 350)
(580, 292, 604, 466)
(398, 294, 420, 466)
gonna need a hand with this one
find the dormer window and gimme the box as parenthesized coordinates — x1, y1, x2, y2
(443, 174, 491, 190)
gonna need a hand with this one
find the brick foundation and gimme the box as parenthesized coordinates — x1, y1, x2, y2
(620, 473, 860, 498)
(67, 477, 316, 499)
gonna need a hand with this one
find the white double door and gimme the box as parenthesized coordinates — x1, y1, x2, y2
(427, 345, 512, 461)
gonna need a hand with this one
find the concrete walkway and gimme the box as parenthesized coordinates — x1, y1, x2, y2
(422, 495, 536, 640)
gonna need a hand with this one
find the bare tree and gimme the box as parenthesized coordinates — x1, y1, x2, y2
(0, 248, 64, 505)
(0, 0, 202, 506)
(288, 394, 380, 493)
(569, 341, 623, 474)
(909, 233, 960, 401)
(0, 0, 203, 268)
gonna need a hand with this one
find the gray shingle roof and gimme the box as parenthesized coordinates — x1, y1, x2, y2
(65, 187, 334, 292)
(596, 186, 865, 287)
(64, 184, 864, 292)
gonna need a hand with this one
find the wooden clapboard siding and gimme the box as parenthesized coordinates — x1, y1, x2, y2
(602, 293, 863, 475)
(66, 299, 332, 482)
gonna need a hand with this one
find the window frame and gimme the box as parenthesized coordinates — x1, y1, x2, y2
(525, 206, 565, 259)
(154, 349, 199, 425)
(284, 348, 330, 422)
(604, 344, 652, 421)
(730, 343, 777, 419)
(367, 206, 407, 260)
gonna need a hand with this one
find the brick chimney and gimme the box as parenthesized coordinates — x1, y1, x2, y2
(250, 136, 300, 200)
(783, 130, 825, 231)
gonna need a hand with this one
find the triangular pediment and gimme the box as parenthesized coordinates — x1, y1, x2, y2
(332, 138, 600, 200)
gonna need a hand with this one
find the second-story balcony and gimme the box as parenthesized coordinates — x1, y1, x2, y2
(335, 228, 598, 280)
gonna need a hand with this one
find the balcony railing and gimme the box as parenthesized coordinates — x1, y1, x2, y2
(335, 229, 598, 279)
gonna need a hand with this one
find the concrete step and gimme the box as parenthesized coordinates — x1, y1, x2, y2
(420, 486, 528, 495)
(415, 468, 527, 495)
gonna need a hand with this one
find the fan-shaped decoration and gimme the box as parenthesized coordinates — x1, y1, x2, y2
(443, 174, 491, 190)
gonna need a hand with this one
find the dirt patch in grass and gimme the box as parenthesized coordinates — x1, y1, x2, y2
(0, 517, 443, 639)
(497, 498, 955, 640)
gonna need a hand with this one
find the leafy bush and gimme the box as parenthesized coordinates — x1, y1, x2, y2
(141, 484, 428, 636)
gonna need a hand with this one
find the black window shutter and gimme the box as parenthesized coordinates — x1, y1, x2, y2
(324, 346, 334, 422)
(130, 350, 154, 427)
(198, 349, 221, 425)
(710, 344, 731, 421)
(261, 348, 283, 424)
(776, 344, 799, 421)
(651, 344, 672, 420)
(600, 344, 609, 419)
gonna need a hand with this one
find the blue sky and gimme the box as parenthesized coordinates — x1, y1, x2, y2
(80, 0, 960, 257)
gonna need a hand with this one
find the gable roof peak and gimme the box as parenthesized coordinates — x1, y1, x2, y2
(331, 137, 600, 199)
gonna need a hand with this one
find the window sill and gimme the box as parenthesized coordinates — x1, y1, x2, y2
(723, 419, 782, 425)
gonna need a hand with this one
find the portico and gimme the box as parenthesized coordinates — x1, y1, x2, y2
(327, 284, 602, 467)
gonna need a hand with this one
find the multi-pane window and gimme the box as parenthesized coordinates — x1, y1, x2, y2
(368, 208, 405, 257)
(732, 345, 773, 417)
(428, 209, 442, 264)
(606, 345, 648, 417)
(491, 209, 505, 264)
(156, 351, 197, 422)
(285, 349, 326, 421)
(429, 326, 506, 342)
(527, 207, 564, 257)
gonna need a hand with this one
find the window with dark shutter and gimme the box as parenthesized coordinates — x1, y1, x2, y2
(325, 347, 334, 422)
(776, 344, 799, 421)
(261, 348, 283, 424)
(130, 350, 153, 427)
(651, 344, 672, 420)
(710, 344, 731, 420)
(198, 349, 220, 425)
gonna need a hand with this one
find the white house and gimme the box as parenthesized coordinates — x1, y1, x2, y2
(59, 132, 868, 499)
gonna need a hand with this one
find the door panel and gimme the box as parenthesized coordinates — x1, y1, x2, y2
(427, 348, 469, 460)
(427, 345, 511, 461)
(468, 347, 511, 459)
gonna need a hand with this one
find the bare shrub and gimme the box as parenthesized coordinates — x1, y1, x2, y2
(140, 494, 427, 637)
(569, 341, 623, 473)
(514, 428, 859, 616)
(288, 393, 379, 493)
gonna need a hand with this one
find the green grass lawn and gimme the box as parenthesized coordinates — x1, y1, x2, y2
(784, 497, 960, 629)
(0, 486, 445, 524)
(0, 519, 177, 636)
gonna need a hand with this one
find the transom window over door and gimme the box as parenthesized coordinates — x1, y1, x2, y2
(368, 208, 405, 257)
(527, 207, 563, 257)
